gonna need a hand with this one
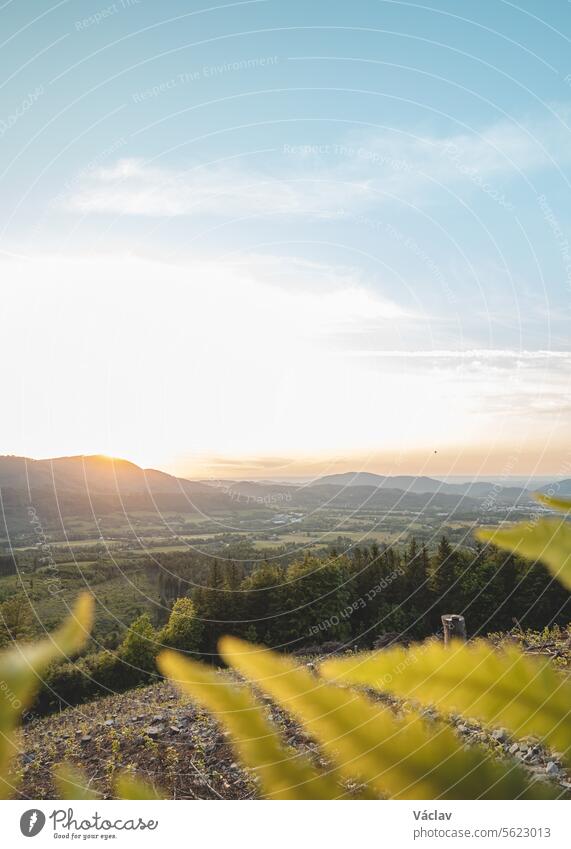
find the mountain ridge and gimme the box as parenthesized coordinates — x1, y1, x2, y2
(313, 471, 531, 499)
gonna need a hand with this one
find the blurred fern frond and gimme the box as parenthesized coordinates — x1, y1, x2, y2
(477, 494, 571, 591)
(0, 593, 94, 799)
(54, 763, 100, 800)
(158, 649, 344, 799)
(158, 638, 557, 800)
(321, 639, 571, 768)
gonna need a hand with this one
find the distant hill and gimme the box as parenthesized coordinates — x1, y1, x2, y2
(0, 454, 213, 494)
(539, 479, 571, 497)
(208, 479, 481, 513)
(314, 472, 531, 502)
(0, 454, 255, 532)
(0, 455, 549, 539)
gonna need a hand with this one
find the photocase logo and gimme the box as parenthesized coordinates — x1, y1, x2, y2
(20, 809, 46, 837)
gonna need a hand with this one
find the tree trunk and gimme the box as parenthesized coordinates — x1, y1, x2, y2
(441, 613, 466, 645)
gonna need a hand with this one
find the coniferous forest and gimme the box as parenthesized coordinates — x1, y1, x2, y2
(28, 535, 570, 715)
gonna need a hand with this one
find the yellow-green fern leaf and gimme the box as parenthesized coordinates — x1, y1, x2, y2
(220, 638, 555, 800)
(114, 772, 163, 800)
(476, 518, 571, 591)
(322, 639, 571, 765)
(54, 763, 100, 800)
(535, 493, 571, 513)
(158, 649, 343, 800)
(0, 593, 94, 799)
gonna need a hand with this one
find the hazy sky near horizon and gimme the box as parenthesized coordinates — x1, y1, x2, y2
(1, 0, 570, 479)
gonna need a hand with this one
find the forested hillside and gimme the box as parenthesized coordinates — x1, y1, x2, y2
(17, 534, 569, 717)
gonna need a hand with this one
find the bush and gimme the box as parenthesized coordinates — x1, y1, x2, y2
(159, 598, 202, 654)
(35, 660, 89, 713)
(119, 613, 158, 675)
(88, 649, 133, 692)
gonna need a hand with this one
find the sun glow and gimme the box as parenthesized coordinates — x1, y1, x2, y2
(2, 253, 568, 478)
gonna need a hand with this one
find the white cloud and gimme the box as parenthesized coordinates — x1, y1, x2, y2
(60, 157, 368, 218)
(59, 110, 571, 218)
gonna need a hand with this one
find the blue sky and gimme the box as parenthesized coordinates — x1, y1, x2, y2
(1, 1, 570, 477)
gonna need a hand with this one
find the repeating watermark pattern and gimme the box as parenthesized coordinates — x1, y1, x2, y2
(0, 87, 44, 139)
(51, 136, 128, 209)
(131, 57, 280, 103)
(308, 564, 405, 637)
(522, 452, 571, 531)
(208, 478, 292, 506)
(537, 193, 571, 289)
(282, 143, 412, 174)
(333, 209, 459, 308)
(74, 0, 142, 31)
(26, 505, 63, 597)
(440, 140, 515, 211)
(481, 452, 519, 513)
(374, 634, 439, 689)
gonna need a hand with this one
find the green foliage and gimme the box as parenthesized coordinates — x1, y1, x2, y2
(159, 597, 202, 654)
(0, 594, 165, 801)
(536, 494, 571, 513)
(36, 660, 88, 712)
(5, 490, 571, 802)
(0, 594, 34, 647)
(0, 593, 94, 798)
(284, 555, 352, 644)
(54, 763, 100, 800)
(477, 495, 571, 592)
(159, 637, 557, 799)
(22, 526, 570, 721)
(55, 762, 163, 800)
(322, 639, 571, 767)
(88, 648, 129, 691)
(113, 772, 164, 800)
(119, 613, 158, 675)
(429, 536, 458, 614)
(154, 502, 571, 800)
(189, 538, 570, 653)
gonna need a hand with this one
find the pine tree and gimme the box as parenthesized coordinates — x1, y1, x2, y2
(403, 540, 432, 637)
(240, 562, 284, 646)
(429, 536, 459, 626)
(195, 559, 227, 656)
(283, 554, 351, 647)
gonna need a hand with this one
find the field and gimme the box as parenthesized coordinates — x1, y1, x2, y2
(0, 498, 489, 647)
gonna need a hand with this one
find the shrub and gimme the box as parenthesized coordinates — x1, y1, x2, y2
(35, 660, 89, 713)
(159, 597, 202, 654)
(119, 613, 158, 676)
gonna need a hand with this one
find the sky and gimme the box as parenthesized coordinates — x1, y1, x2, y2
(1, 0, 570, 479)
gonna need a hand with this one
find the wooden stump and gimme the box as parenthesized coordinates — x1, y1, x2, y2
(441, 614, 466, 646)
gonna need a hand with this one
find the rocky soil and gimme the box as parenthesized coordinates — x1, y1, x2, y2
(14, 625, 571, 800)
(17, 677, 255, 799)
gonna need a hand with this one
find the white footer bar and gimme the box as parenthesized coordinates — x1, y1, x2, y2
(3, 799, 570, 848)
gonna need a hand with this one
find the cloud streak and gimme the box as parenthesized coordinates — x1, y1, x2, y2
(59, 109, 571, 219)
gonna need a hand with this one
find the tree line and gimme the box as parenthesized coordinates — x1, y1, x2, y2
(190, 536, 571, 654)
(19, 535, 571, 716)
